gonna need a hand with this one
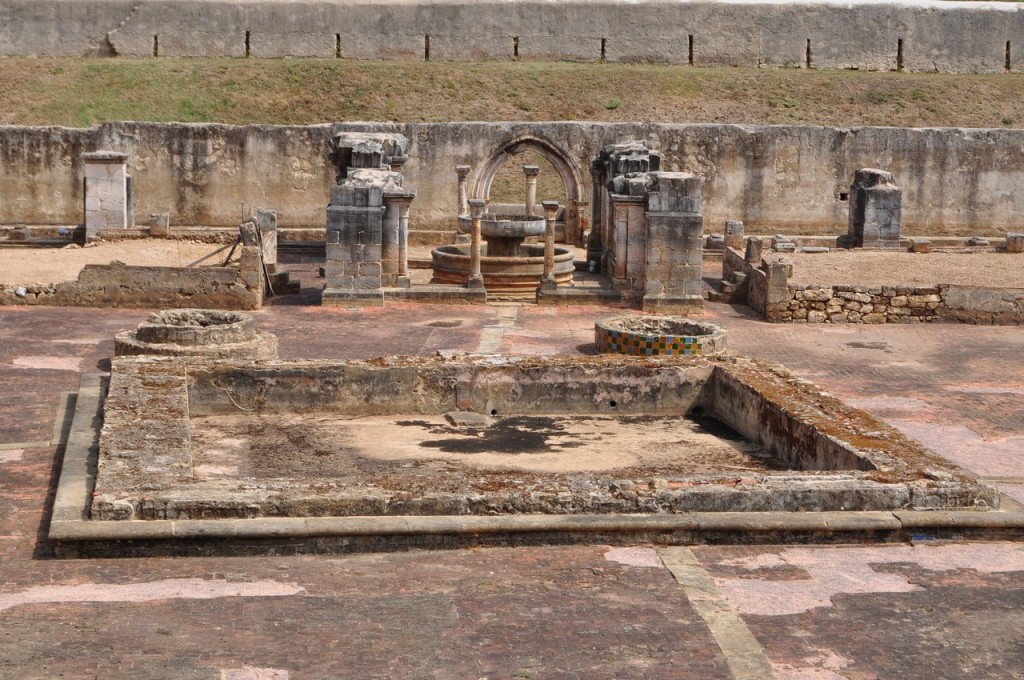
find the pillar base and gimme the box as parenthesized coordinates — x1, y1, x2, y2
(538, 277, 559, 293)
(321, 288, 386, 307)
(642, 294, 705, 316)
(466, 276, 486, 290)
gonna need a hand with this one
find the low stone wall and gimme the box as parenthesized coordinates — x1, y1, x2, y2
(722, 246, 769, 316)
(721, 246, 1024, 324)
(773, 284, 943, 324)
(0, 246, 264, 309)
(766, 283, 1024, 325)
(939, 285, 1024, 325)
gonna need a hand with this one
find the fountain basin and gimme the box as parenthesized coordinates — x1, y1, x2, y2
(596, 315, 726, 356)
(431, 243, 575, 293)
(457, 213, 546, 239)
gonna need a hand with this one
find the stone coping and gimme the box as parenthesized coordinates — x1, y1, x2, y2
(48, 372, 1024, 557)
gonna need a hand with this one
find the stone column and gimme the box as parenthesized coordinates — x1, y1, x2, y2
(724, 219, 744, 250)
(745, 236, 763, 264)
(588, 161, 605, 269)
(456, 165, 471, 216)
(468, 198, 486, 290)
(569, 198, 589, 247)
(82, 151, 131, 241)
(523, 164, 540, 216)
(540, 200, 560, 291)
(256, 208, 278, 274)
(395, 194, 415, 288)
(381, 196, 402, 287)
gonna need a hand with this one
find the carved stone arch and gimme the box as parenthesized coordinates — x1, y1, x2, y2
(473, 133, 589, 245)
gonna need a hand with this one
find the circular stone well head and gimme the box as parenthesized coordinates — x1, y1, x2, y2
(595, 315, 726, 356)
(115, 308, 277, 360)
(136, 309, 257, 346)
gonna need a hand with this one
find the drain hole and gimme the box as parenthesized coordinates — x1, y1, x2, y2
(490, 409, 498, 416)
(609, 400, 617, 408)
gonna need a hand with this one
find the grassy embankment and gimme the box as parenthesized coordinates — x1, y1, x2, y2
(1, 57, 1022, 129)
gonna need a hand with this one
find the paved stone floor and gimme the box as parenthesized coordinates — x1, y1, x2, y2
(1, 292, 1023, 679)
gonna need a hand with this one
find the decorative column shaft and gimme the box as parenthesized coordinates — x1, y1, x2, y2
(523, 164, 540, 216)
(395, 194, 415, 287)
(456, 165, 471, 216)
(468, 198, 486, 289)
(539, 200, 559, 291)
(381, 197, 401, 286)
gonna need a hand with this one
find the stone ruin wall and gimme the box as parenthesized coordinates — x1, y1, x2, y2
(723, 246, 1024, 325)
(1, 0, 1022, 74)
(2, 122, 1024, 239)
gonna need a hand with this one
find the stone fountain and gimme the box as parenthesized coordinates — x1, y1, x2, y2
(431, 165, 574, 295)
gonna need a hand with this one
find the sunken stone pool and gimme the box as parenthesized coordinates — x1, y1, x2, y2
(87, 353, 995, 522)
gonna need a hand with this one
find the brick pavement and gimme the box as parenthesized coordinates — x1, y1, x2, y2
(1, 301, 1023, 678)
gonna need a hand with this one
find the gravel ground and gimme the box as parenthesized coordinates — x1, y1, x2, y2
(0, 240, 232, 285)
(787, 251, 1024, 288)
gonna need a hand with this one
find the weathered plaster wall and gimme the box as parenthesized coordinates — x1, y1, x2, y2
(2, 122, 1024, 238)
(2, 0, 1022, 73)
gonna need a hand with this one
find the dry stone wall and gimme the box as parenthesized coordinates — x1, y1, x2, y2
(3, 122, 1024, 239)
(2, 0, 1021, 74)
(772, 285, 943, 324)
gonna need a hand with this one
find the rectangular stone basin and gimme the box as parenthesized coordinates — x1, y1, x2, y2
(91, 354, 997, 520)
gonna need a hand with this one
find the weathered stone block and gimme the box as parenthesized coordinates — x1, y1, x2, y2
(1006, 233, 1024, 254)
(910, 238, 933, 253)
(848, 168, 901, 249)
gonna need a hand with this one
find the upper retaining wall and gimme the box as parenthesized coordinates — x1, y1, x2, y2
(1, 0, 1022, 73)
(4, 122, 1024, 238)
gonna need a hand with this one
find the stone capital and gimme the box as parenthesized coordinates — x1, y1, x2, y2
(522, 164, 541, 178)
(469, 198, 487, 219)
(456, 165, 471, 180)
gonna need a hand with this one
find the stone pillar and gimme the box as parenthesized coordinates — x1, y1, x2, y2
(568, 198, 589, 248)
(395, 195, 415, 287)
(745, 236, 763, 264)
(468, 198, 486, 290)
(539, 200, 560, 291)
(523, 164, 540, 216)
(456, 165, 471, 216)
(725, 219, 745, 250)
(381, 196, 401, 286)
(256, 208, 278, 274)
(82, 151, 131, 241)
(323, 132, 413, 307)
(639, 172, 705, 315)
(588, 161, 605, 268)
(848, 168, 902, 249)
(591, 142, 661, 275)
(764, 259, 793, 322)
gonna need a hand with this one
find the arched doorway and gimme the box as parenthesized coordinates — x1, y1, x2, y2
(473, 133, 589, 246)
